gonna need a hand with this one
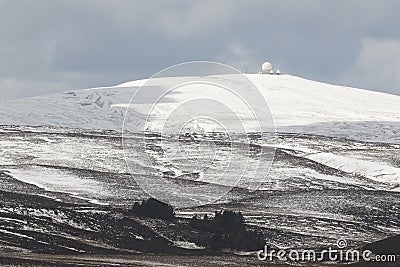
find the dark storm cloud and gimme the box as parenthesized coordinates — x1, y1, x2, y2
(0, 0, 399, 101)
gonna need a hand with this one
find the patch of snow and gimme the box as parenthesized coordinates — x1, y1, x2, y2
(5, 166, 113, 204)
(306, 152, 400, 186)
(133, 234, 144, 240)
(173, 240, 205, 250)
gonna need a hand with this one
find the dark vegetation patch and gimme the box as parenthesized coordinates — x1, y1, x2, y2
(129, 198, 175, 221)
(190, 211, 265, 251)
(363, 235, 400, 255)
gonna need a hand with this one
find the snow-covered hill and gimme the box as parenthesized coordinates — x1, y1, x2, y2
(1, 73, 399, 192)
(1, 74, 400, 143)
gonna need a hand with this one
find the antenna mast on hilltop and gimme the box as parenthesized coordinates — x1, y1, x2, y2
(241, 62, 248, 74)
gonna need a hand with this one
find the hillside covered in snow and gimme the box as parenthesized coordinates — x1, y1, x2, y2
(1, 74, 400, 143)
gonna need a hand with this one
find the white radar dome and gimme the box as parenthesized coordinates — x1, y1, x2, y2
(261, 62, 273, 73)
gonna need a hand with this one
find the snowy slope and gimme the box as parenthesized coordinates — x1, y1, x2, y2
(0, 74, 400, 143)
(0, 74, 399, 198)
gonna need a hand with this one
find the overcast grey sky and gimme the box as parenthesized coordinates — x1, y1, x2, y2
(0, 0, 399, 101)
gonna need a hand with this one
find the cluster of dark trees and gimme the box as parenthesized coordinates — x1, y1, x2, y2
(190, 211, 265, 251)
(129, 198, 265, 251)
(129, 198, 175, 221)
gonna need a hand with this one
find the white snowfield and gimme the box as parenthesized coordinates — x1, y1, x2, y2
(1, 74, 399, 142)
(307, 152, 400, 186)
(0, 74, 399, 188)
